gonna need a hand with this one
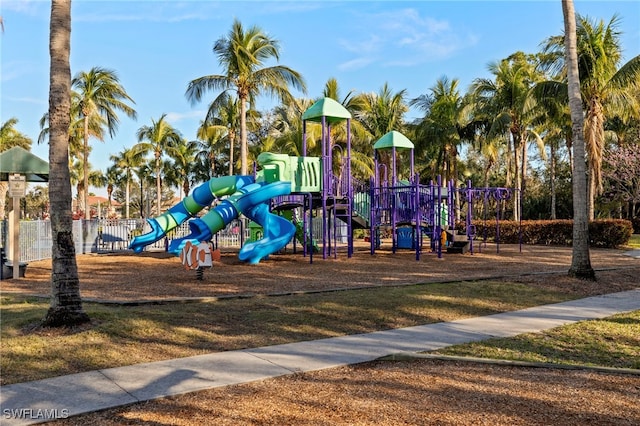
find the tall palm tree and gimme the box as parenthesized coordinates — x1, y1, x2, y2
(195, 123, 227, 180)
(321, 78, 374, 180)
(269, 97, 316, 156)
(43, 0, 90, 327)
(109, 147, 145, 218)
(530, 83, 572, 219)
(469, 52, 542, 220)
(185, 18, 307, 175)
(105, 165, 124, 217)
(201, 93, 240, 175)
(562, 0, 594, 280)
(410, 76, 469, 183)
(171, 138, 198, 198)
(352, 83, 408, 180)
(134, 114, 182, 215)
(72, 66, 136, 219)
(541, 14, 640, 219)
(0, 118, 33, 219)
(133, 163, 154, 219)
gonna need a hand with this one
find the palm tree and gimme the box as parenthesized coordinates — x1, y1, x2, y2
(410, 76, 469, 183)
(321, 78, 374, 180)
(541, 14, 640, 219)
(72, 66, 136, 219)
(352, 83, 408, 180)
(529, 83, 572, 219)
(469, 53, 543, 220)
(133, 163, 154, 219)
(0, 118, 32, 151)
(134, 114, 182, 215)
(562, 0, 595, 280)
(0, 118, 33, 219)
(195, 123, 227, 180)
(269, 97, 316, 156)
(171, 138, 198, 198)
(201, 93, 240, 175)
(109, 147, 145, 218)
(185, 18, 307, 175)
(42, 0, 90, 327)
(105, 165, 124, 217)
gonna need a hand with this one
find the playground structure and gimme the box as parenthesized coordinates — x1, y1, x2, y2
(130, 97, 518, 264)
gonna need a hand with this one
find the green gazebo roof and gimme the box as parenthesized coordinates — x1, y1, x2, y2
(373, 131, 414, 150)
(0, 146, 50, 182)
(302, 97, 351, 124)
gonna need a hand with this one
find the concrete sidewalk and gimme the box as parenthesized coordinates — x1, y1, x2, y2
(2, 289, 639, 426)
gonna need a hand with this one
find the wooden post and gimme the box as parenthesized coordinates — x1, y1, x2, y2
(11, 197, 19, 279)
(8, 174, 26, 280)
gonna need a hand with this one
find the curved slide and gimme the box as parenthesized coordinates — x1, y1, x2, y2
(129, 175, 254, 253)
(130, 176, 296, 264)
(239, 193, 296, 264)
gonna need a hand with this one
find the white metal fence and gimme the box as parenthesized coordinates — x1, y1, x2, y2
(1, 218, 249, 263)
(0, 216, 349, 263)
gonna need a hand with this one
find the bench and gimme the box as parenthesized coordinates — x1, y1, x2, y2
(0, 247, 28, 279)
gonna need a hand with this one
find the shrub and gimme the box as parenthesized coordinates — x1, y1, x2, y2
(467, 219, 632, 249)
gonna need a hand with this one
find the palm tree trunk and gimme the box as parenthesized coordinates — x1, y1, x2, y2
(511, 133, 521, 222)
(563, 0, 595, 280)
(155, 155, 162, 215)
(588, 168, 596, 220)
(83, 116, 90, 220)
(228, 130, 235, 175)
(125, 180, 130, 218)
(43, 0, 90, 327)
(585, 98, 604, 221)
(240, 96, 248, 176)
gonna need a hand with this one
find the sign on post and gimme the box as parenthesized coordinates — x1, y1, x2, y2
(8, 174, 26, 198)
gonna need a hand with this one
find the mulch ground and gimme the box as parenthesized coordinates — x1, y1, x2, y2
(2, 242, 639, 302)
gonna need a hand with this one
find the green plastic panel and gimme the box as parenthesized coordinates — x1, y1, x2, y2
(289, 156, 321, 193)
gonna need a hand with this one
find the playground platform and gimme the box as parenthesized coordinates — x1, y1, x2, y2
(2, 288, 639, 425)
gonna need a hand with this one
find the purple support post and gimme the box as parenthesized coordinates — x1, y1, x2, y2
(321, 116, 328, 259)
(467, 180, 474, 254)
(392, 147, 397, 185)
(414, 175, 420, 261)
(370, 177, 375, 256)
(437, 175, 442, 259)
(347, 118, 353, 258)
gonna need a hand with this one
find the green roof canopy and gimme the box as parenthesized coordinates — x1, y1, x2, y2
(302, 97, 351, 124)
(373, 131, 414, 150)
(0, 146, 50, 182)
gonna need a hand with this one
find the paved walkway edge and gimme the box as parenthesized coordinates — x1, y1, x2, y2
(1, 289, 639, 426)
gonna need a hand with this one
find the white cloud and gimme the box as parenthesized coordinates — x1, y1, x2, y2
(339, 7, 478, 70)
(164, 110, 206, 123)
(6, 96, 47, 106)
(338, 57, 375, 72)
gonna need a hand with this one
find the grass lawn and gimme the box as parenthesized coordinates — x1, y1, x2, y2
(2, 278, 639, 386)
(434, 310, 640, 369)
(628, 233, 640, 248)
(0, 281, 578, 385)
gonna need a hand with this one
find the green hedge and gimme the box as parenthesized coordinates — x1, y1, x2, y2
(465, 219, 633, 249)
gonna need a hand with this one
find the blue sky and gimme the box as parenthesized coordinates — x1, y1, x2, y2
(1, 1, 639, 197)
